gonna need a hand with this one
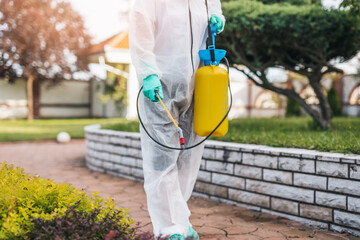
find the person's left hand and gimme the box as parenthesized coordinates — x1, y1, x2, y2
(210, 15, 224, 34)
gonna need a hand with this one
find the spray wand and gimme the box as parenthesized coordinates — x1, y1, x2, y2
(137, 57, 232, 151)
(154, 89, 185, 148)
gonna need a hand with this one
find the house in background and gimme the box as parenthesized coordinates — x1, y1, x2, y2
(88, 31, 138, 119)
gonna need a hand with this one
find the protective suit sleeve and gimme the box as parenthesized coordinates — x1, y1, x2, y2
(208, 0, 225, 33)
(129, 0, 162, 84)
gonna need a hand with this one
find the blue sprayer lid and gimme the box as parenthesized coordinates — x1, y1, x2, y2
(199, 23, 227, 66)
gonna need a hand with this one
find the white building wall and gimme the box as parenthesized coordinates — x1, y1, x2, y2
(228, 78, 249, 119)
(41, 80, 89, 104)
(91, 80, 105, 118)
(40, 107, 90, 118)
(342, 75, 360, 117)
(343, 75, 360, 103)
(0, 78, 28, 119)
(0, 78, 125, 119)
(40, 80, 90, 118)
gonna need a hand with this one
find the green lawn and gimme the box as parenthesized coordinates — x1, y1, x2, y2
(0, 118, 132, 142)
(1, 117, 359, 154)
(103, 117, 360, 154)
(215, 117, 360, 154)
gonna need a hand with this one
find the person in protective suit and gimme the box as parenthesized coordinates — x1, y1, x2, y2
(129, 0, 224, 239)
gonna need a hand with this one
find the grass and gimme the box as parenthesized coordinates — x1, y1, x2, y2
(103, 117, 360, 154)
(0, 118, 133, 142)
(214, 117, 360, 154)
(1, 117, 359, 154)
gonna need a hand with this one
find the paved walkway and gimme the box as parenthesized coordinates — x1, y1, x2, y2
(0, 140, 358, 240)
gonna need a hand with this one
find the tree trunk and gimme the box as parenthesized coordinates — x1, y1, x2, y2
(265, 71, 332, 129)
(281, 88, 330, 129)
(309, 75, 333, 129)
(255, 73, 329, 128)
(239, 68, 333, 129)
(27, 76, 34, 121)
(288, 84, 332, 129)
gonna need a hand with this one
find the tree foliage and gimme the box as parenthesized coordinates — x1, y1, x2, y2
(0, 0, 91, 119)
(0, 0, 90, 81)
(341, 0, 360, 16)
(218, 0, 360, 128)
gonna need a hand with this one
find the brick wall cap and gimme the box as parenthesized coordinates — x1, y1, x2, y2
(342, 155, 360, 161)
(84, 124, 141, 139)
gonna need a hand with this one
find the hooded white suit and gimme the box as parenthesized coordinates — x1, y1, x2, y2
(130, 0, 224, 237)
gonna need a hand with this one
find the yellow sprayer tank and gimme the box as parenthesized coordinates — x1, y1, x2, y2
(194, 65, 228, 137)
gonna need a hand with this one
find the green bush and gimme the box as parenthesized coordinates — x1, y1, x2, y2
(256, 0, 321, 5)
(327, 86, 342, 116)
(102, 121, 140, 133)
(28, 202, 135, 240)
(0, 163, 135, 240)
(286, 95, 301, 117)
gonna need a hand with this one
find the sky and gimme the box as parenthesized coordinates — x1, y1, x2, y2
(68, 0, 130, 43)
(322, 0, 342, 9)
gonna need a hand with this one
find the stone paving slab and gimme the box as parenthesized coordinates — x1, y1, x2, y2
(0, 140, 358, 240)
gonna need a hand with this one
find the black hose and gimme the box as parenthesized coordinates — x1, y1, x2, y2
(136, 57, 232, 150)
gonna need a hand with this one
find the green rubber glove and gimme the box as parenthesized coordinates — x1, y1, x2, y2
(167, 234, 185, 240)
(187, 227, 199, 240)
(210, 14, 224, 34)
(143, 74, 163, 102)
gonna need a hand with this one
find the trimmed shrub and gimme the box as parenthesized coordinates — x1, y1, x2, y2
(327, 86, 342, 116)
(0, 163, 134, 240)
(28, 201, 134, 240)
(286, 96, 301, 117)
(257, 0, 321, 5)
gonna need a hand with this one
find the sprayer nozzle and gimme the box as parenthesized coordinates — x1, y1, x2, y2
(154, 88, 159, 99)
(176, 127, 185, 148)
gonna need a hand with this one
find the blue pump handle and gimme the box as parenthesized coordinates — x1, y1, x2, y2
(209, 23, 216, 62)
(210, 23, 217, 48)
(199, 23, 227, 66)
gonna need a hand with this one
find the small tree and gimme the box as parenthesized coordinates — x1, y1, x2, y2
(219, 0, 360, 128)
(0, 0, 91, 120)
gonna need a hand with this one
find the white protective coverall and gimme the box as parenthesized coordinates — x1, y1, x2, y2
(129, 0, 224, 237)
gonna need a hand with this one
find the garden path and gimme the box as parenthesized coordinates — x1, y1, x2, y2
(0, 140, 358, 240)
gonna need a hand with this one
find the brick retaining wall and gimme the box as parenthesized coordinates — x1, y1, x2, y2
(84, 124, 360, 236)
